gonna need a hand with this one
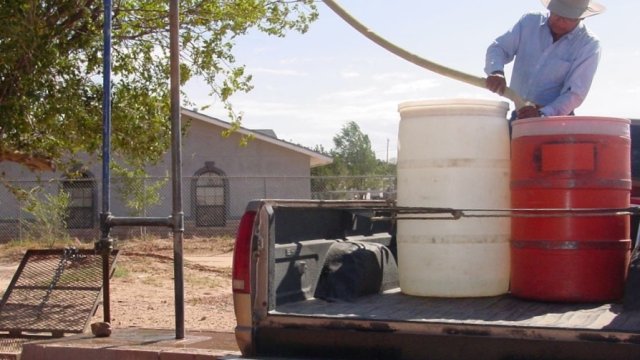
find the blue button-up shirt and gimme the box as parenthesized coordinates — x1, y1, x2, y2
(485, 12, 601, 116)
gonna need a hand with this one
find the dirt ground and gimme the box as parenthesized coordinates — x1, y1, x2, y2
(0, 236, 237, 333)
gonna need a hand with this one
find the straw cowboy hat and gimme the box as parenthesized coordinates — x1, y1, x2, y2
(541, 0, 606, 19)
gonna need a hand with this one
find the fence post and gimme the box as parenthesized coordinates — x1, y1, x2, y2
(263, 177, 267, 199)
(17, 195, 22, 241)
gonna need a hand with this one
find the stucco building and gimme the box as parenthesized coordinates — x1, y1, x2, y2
(0, 109, 332, 239)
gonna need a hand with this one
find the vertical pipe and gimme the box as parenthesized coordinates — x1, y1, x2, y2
(99, 0, 113, 324)
(100, 251, 111, 322)
(101, 0, 112, 220)
(169, 0, 185, 339)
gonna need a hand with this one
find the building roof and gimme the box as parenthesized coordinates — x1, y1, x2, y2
(253, 129, 278, 138)
(182, 108, 333, 168)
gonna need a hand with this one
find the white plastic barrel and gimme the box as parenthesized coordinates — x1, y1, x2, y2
(396, 99, 511, 297)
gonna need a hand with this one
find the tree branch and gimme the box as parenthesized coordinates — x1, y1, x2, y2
(0, 150, 55, 172)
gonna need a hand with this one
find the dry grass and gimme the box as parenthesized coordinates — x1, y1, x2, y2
(0, 238, 90, 263)
(0, 235, 234, 263)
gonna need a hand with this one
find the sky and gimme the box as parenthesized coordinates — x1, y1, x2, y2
(185, 0, 640, 161)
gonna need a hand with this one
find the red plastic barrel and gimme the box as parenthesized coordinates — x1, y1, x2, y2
(510, 116, 631, 302)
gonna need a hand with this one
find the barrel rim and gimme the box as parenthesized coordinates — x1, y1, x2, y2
(398, 98, 510, 113)
(512, 116, 631, 138)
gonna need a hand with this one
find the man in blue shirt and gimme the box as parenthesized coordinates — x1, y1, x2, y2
(485, 0, 605, 119)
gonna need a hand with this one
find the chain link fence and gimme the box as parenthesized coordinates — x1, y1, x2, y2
(0, 175, 396, 242)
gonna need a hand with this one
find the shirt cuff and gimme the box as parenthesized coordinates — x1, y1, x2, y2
(484, 61, 505, 76)
(539, 107, 552, 117)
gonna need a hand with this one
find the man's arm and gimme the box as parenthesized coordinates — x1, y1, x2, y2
(484, 14, 526, 76)
(484, 15, 526, 95)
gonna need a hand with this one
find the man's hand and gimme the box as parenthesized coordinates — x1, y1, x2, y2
(485, 73, 507, 95)
(516, 105, 542, 119)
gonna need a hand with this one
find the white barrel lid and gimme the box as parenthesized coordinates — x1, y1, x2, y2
(398, 98, 510, 118)
(512, 116, 631, 139)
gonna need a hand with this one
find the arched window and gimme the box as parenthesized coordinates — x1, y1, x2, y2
(192, 162, 228, 227)
(63, 171, 96, 229)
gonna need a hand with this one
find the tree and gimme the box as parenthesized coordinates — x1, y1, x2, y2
(0, 0, 318, 172)
(20, 187, 72, 247)
(112, 166, 168, 238)
(332, 121, 378, 176)
(312, 121, 395, 199)
(113, 167, 167, 218)
(312, 121, 385, 176)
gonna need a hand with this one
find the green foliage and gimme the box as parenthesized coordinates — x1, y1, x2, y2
(376, 159, 396, 176)
(0, 0, 318, 171)
(112, 265, 130, 278)
(332, 121, 379, 176)
(112, 166, 168, 217)
(311, 121, 396, 199)
(20, 187, 72, 247)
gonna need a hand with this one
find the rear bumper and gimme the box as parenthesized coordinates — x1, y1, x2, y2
(254, 325, 640, 360)
(233, 293, 253, 355)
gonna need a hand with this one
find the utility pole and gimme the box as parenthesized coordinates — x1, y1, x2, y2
(386, 138, 389, 163)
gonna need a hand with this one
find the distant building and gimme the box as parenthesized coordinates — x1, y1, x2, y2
(0, 108, 332, 239)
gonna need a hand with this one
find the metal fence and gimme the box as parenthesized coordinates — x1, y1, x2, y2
(0, 175, 396, 242)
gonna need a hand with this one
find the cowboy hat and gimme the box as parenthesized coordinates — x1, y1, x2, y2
(540, 0, 606, 19)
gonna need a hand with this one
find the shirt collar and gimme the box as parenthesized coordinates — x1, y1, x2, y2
(542, 13, 584, 42)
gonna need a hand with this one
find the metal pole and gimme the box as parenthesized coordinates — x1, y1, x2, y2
(169, 0, 185, 340)
(98, 0, 114, 324)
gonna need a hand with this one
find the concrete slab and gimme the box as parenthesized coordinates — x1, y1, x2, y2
(20, 328, 242, 360)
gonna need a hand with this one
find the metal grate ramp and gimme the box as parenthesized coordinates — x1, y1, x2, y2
(0, 337, 26, 352)
(0, 248, 119, 338)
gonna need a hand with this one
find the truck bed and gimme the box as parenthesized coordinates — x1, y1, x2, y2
(276, 288, 640, 333)
(268, 203, 640, 335)
(238, 201, 640, 359)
